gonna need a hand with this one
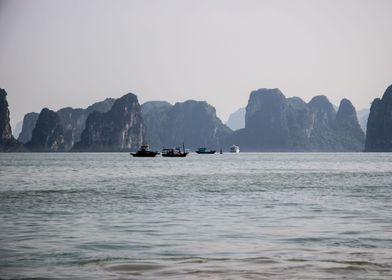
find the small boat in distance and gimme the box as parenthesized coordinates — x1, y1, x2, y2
(130, 144, 159, 157)
(230, 145, 240, 153)
(196, 147, 216, 154)
(162, 143, 189, 157)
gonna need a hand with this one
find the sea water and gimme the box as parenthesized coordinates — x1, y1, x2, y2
(0, 153, 391, 279)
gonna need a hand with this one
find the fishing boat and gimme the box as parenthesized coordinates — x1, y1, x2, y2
(230, 145, 240, 153)
(196, 147, 216, 154)
(162, 143, 188, 157)
(130, 144, 159, 157)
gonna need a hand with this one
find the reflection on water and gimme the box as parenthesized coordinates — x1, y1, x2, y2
(0, 153, 392, 279)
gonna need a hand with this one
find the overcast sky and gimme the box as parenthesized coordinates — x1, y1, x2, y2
(1, 0, 391, 129)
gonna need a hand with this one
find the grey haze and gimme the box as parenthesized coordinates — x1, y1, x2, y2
(0, 0, 391, 129)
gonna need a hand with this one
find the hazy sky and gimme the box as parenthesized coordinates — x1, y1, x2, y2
(1, 0, 391, 129)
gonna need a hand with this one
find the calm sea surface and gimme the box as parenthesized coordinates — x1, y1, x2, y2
(0, 153, 391, 279)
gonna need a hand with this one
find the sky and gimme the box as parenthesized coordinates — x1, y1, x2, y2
(1, 0, 392, 130)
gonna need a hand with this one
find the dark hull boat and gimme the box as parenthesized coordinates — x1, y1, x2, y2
(161, 151, 188, 157)
(162, 144, 188, 157)
(131, 151, 159, 157)
(130, 144, 159, 157)
(196, 148, 216, 154)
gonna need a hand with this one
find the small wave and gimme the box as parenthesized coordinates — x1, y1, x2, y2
(106, 262, 165, 273)
(323, 259, 391, 269)
(339, 231, 362, 235)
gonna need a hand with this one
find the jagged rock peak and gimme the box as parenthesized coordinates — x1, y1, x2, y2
(86, 98, 115, 112)
(249, 88, 285, 98)
(0, 88, 24, 151)
(336, 98, 358, 126)
(175, 99, 208, 107)
(26, 108, 65, 152)
(0, 88, 13, 142)
(307, 95, 336, 128)
(241, 88, 289, 150)
(18, 112, 39, 143)
(18, 97, 115, 150)
(334, 98, 365, 151)
(365, 84, 392, 152)
(247, 88, 286, 109)
(109, 93, 139, 116)
(172, 100, 217, 115)
(72, 92, 144, 152)
(287, 96, 307, 109)
(233, 87, 365, 152)
(336, 99, 363, 130)
(308, 95, 334, 109)
(338, 98, 355, 110)
(246, 88, 286, 126)
(382, 84, 392, 100)
(141, 99, 232, 150)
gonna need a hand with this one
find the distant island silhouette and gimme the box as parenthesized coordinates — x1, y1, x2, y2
(1, 85, 391, 152)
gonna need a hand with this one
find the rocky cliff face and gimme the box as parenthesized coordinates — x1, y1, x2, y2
(306, 95, 339, 151)
(226, 107, 245, 131)
(365, 85, 392, 152)
(26, 108, 65, 152)
(18, 112, 39, 143)
(243, 88, 290, 149)
(334, 99, 366, 151)
(141, 100, 232, 150)
(285, 96, 313, 150)
(166, 100, 232, 149)
(141, 101, 172, 150)
(13, 120, 23, 139)
(57, 98, 115, 150)
(357, 109, 369, 133)
(233, 88, 365, 151)
(56, 108, 86, 151)
(18, 98, 115, 150)
(0, 89, 15, 148)
(73, 93, 144, 152)
(0, 89, 24, 151)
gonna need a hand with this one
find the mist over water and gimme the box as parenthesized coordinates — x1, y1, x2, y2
(1, 153, 392, 279)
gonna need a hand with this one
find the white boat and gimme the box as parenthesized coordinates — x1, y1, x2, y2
(230, 145, 240, 153)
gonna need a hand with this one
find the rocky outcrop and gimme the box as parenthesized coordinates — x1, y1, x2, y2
(285, 96, 313, 150)
(243, 88, 290, 150)
(57, 98, 115, 151)
(365, 85, 392, 152)
(141, 100, 232, 151)
(13, 120, 23, 139)
(18, 98, 115, 149)
(56, 108, 86, 151)
(226, 107, 245, 131)
(26, 108, 65, 152)
(306, 95, 338, 151)
(357, 109, 369, 133)
(141, 101, 172, 150)
(18, 112, 39, 143)
(334, 99, 366, 151)
(232, 88, 365, 151)
(72, 93, 144, 152)
(0, 89, 24, 152)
